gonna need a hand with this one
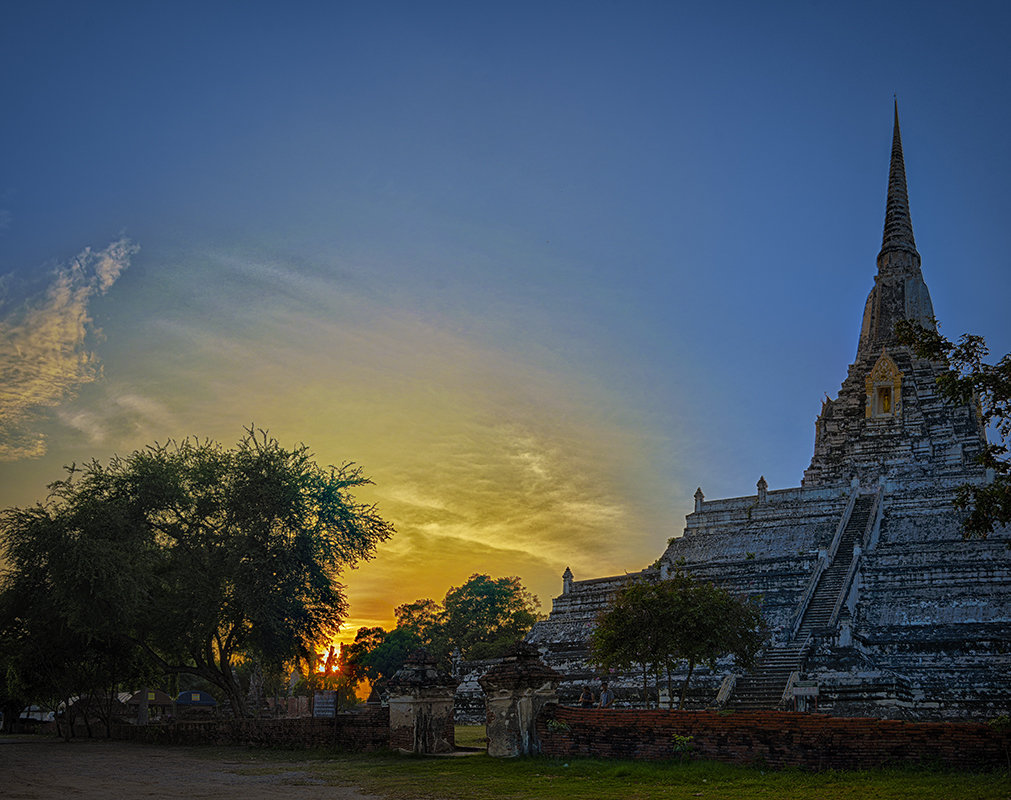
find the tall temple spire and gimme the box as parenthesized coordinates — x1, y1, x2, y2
(857, 101, 934, 361)
(878, 99, 918, 262)
(805, 103, 983, 490)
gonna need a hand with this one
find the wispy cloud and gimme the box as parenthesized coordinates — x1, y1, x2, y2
(54, 389, 178, 446)
(0, 238, 138, 460)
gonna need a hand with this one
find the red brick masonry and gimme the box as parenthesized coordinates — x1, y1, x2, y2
(537, 707, 1011, 771)
(111, 707, 390, 751)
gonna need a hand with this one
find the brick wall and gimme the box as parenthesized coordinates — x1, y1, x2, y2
(537, 706, 1011, 771)
(111, 707, 390, 751)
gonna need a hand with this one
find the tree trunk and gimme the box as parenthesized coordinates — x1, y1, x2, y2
(61, 695, 73, 742)
(678, 658, 696, 711)
(218, 670, 246, 718)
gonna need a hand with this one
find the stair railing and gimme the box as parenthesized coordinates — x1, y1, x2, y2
(788, 557, 826, 641)
(863, 486, 883, 550)
(826, 486, 859, 563)
(780, 670, 801, 708)
(827, 545, 861, 628)
(787, 488, 857, 642)
(714, 673, 737, 708)
(825, 488, 882, 630)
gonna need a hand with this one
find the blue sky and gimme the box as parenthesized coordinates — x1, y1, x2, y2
(2, 0, 1009, 637)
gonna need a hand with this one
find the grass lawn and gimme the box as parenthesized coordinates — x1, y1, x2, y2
(454, 724, 488, 749)
(214, 727, 1010, 800)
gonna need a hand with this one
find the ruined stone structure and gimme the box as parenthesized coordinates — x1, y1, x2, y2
(527, 105, 1011, 719)
(479, 642, 562, 757)
(387, 649, 458, 753)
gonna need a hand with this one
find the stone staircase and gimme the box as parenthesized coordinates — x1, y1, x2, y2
(794, 493, 874, 640)
(729, 640, 808, 709)
(728, 494, 875, 709)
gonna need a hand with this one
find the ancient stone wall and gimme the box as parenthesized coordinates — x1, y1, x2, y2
(536, 706, 1011, 771)
(387, 709, 455, 753)
(526, 485, 855, 705)
(387, 650, 458, 754)
(804, 348, 987, 489)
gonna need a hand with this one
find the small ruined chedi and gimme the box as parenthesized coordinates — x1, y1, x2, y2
(527, 105, 1011, 719)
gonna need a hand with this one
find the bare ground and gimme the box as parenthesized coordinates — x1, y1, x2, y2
(1, 735, 384, 800)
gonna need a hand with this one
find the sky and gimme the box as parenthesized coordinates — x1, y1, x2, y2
(2, 0, 1010, 643)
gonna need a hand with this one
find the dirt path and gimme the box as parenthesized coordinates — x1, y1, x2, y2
(1, 736, 384, 800)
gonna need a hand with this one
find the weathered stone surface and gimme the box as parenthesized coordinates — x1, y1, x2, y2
(453, 656, 501, 724)
(387, 650, 458, 754)
(479, 643, 561, 757)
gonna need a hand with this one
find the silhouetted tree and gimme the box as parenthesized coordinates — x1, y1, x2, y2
(394, 598, 448, 655)
(343, 626, 422, 693)
(0, 428, 394, 717)
(362, 574, 541, 677)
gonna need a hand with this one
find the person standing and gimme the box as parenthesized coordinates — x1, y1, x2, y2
(598, 681, 614, 709)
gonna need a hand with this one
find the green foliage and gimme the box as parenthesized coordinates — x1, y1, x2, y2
(395, 597, 448, 654)
(670, 733, 695, 758)
(896, 321, 1011, 539)
(0, 428, 394, 717)
(349, 573, 542, 684)
(343, 625, 422, 691)
(442, 574, 540, 660)
(590, 573, 766, 709)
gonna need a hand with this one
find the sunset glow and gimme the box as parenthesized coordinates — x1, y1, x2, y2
(1, 2, 1009, 641)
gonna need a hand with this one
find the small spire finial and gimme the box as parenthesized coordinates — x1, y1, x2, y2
(878, 99, 917, 260)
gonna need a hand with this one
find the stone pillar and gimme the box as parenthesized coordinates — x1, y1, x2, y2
(479, 642, 562, 758)
(561, 566, 573, 595)
(387, 650, 459, 754)
(757, 476, 768, 503)
(694, 487, 704, 512)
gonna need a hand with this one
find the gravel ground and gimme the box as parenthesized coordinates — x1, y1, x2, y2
(1, 735, 383, 800)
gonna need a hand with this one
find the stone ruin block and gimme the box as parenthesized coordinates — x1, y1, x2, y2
(387, 650, 458, 754)
(479, 642, 562, 757)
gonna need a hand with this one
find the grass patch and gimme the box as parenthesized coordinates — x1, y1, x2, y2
(216, 748, 1009, 800)
(454, 725, 487, 749)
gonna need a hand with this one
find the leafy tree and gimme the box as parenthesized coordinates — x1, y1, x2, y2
(0, 428, 394, 717)
(394, 598, 447, 655)
(355, 574, 542, 681)
(343, 625, 422, 692)
(591, 574, 766, 709)
(896, 321, 1011, 538)
(0, 486, 161, 738)
(589, 578, 665, 706)
(442, 574, 540, 660)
